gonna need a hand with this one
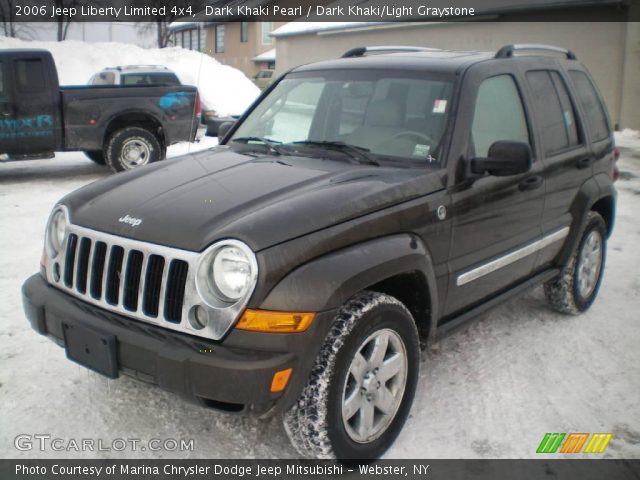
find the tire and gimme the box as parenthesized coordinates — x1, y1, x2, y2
(84, 150, 105, 165)
(283, 291, 420, 460)
(105, 127, 162, 173)
(544, 211, 607, 314)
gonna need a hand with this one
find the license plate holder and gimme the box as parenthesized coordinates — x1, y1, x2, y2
(63, 322, 118, 379)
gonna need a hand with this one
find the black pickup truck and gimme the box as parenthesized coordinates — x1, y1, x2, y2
(23, 45, 618, 460)
(0, 49, 202, 172)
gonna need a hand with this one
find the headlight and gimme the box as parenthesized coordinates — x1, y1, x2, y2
(46, 207, 68, 258)
(196, 240, 258, 306)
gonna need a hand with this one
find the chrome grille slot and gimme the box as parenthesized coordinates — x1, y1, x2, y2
(143, 255, 164, 317)
(47, 223, 256, 341)
(63, 234, 78, 288)
(123, 250, 144, 311)
(164, 259, 189, 323)
(75, 237, 91, 294)
(105, 245, 124, 306)
(90, 242, 107, 299)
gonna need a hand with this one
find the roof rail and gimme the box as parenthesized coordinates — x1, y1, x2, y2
(341, 46, 439, 58)
(109, 65, 170, 71)
(495, 44, 577, 60)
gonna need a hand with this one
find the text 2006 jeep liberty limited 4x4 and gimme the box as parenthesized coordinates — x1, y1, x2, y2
(23, 45, 617, 459)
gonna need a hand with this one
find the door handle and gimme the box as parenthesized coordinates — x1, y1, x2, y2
(518, 175, 544, 191)
(576, 157, 594, 169)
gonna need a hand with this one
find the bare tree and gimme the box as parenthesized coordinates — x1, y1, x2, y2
(0, 0, 18, 37)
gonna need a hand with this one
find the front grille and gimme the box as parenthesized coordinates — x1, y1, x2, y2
(57, 227, 192, 326)
(46, 222, 256, 341)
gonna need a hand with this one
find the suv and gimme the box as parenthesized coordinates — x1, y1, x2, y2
(89, 65, 182, 87)
(22, 45, 617, 460)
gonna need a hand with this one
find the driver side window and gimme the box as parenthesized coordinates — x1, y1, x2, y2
(471, 75, 530, 157)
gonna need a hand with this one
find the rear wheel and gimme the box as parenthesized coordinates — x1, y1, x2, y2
(105, 127, 162, 173)
(283, 291, 419, 460)
(544, 211, 607, 314)
(83, 150, 105, 165)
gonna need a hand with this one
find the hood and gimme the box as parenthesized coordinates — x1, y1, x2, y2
(63, 147, 445, 252)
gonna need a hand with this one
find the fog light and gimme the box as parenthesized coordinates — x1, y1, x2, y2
(270, 368, 293, 393)
(189, 305, 209, 330)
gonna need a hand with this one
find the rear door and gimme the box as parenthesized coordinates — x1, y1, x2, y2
(0, 58, 16, 155)
(521, 63, 599, 270)
(444, 63, 546, 316)
(11, 55, 58, 155)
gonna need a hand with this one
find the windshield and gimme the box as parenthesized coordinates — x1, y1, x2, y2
(229, 69, 454, 165)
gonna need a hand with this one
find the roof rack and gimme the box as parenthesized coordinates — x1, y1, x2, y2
(495, 44, 577, 60)
(108, 65, 170, 71)
(341, 46, 440, 58)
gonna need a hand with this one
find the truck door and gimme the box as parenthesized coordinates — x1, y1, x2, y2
(11, 55, 58, 156)
(443, 63, 546, 316)
(0, 58, 17, 156)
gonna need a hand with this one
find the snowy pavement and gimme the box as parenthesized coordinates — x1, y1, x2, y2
(1, 134, 639, 459)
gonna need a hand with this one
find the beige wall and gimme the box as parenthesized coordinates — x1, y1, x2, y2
(275, 22, 640, 130)
(206, 22, 285, 78)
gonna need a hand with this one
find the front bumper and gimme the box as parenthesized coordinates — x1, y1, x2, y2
(22, 274, 334, 416)
(202, 116, 237, 137)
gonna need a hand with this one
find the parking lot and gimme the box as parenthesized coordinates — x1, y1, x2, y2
(1, 134, 639, 459)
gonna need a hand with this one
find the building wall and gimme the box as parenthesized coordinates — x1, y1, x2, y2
(274, 21, 640, 130)
(206, 22, 285, 78)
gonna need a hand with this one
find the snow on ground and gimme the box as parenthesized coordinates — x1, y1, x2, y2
(0, 37, 260, 117)
(0, 134, 639, 459)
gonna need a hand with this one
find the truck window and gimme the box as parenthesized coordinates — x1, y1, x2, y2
(471, 75, 530, 157)
(526, 70, 579, 155)
(0, 61, 5, 99)
(15, 59, 46, 93)
(568, 70, 610, 142)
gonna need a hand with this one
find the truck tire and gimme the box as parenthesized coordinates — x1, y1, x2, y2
(84, 151, 105, 165)
(283, 291, 419, 460)
(105, 127, 161, 173)
(544, 211, 607, 314)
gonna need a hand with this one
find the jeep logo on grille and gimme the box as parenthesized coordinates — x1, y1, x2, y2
(118, 214, 142, 227)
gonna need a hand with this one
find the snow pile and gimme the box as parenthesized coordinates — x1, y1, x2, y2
(0, 37, 260, 116)
(272, 22, 381, 38)
(615, 129, 640, 150)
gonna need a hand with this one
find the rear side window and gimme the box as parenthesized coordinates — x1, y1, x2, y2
(15, 59, 46, 92)
(526, 70, 579, 155)
(122, 73, 180, 86)
(471, 75, 530, 157)
(569, 70, 610, 142)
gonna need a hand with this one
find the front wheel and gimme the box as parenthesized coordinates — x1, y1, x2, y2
(544, 211, 607, 314)
(105, 127, 162, 173)
(283, 291, 420, 460)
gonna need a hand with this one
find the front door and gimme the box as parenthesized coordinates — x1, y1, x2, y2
(444, 65, 545, 316)
(11, 55, 58, 155)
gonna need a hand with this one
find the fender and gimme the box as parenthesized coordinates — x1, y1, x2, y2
(259, 234, 439, 338)
(557, 174, 616, 267)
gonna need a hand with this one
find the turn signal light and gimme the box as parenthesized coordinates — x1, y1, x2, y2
(236, 310, 315, 333)
(271, 368, 293, 393)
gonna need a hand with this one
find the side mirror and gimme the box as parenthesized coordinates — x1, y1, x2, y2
(218, 121, 235, 140)
(470, 141, 532, 177)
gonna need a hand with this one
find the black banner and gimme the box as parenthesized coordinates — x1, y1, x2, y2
(2, 0, 638, 22)
(1, 459, 640, 480)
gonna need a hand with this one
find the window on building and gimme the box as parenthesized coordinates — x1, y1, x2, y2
(261, 22, 273, 45)
(240, 22, 249, 43)
(200, 27, 207, 52)
(569, 70, 610, 142)
(471, 75, 530, 157)
(15, 59, 46, 93)
(215, 25, 225, 53)
(526, 70, 579, 154)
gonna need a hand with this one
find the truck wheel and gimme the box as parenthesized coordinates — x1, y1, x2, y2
(544, 211, 607, 314)
(105, 127, 161, 173)
(84, 151, 105, 165)
(283, 291, 419, 460)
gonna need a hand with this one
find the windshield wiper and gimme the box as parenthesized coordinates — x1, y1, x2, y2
(232, 136, 286, 155)
(289, 140, 380, 166)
